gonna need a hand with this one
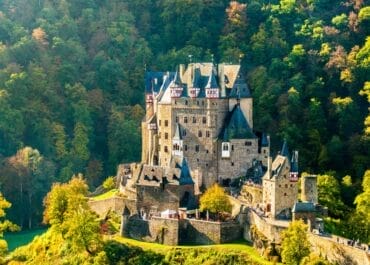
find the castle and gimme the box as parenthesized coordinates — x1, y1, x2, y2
(116, 62, 303, 221)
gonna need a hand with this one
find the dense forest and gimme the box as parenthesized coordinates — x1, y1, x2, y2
(0, 0, 368, 233)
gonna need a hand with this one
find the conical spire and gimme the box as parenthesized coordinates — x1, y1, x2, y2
(280, 139, 290, 158)
(179, 158, 194, 185)
(205, 70, 219, 89)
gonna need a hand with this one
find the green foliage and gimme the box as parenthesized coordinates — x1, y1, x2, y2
(281, 220, 311, 265)
(317, 174, 345, 217)
(102, 177, 115, 191)
(0, 193, 19, 259)
(199, 184, 232, 216)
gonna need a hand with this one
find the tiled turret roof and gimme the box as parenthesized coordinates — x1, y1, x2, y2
(179, 158, 194, 185)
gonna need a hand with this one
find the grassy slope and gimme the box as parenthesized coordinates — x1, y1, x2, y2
(113, 236, 275, 265)
(5, 228, 47, 251)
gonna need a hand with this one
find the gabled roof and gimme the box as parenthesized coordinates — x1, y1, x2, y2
(179, 158, 194, 185)
(220, 104, 256, 141)
(292, 202, 316, 213)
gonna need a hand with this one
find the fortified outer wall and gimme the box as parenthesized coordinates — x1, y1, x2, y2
(244, 209, 289, 243)
(180, 219, 241, 245)
(88, 196, 135, 218)
(122, 217, 241, 246)
(308, 234, 370, 265)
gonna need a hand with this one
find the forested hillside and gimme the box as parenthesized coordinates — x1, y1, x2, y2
(0, 0, 369, 229)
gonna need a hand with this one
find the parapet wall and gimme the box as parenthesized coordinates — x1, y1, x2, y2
(308, 234, 370, 265)
(88, 196, 136, 217)
(245, 209, 288, 243)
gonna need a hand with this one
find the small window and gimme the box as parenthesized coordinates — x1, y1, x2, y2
(184, 145, 188, 151)
(231, 162, 234, 166)
(165, 133, 168, 139)
(192, 117, 196, 123)
(202, 101, 205, 106)
(206, 131, 210, 137)
(223, 144, 229, 151)
(202, 117, 206, 124)
(165, 120, 168, 127)
(185, 100, 188, 105)
(206, 163, 208, 167)
(231, 145, 234, 151)
(164, 146, 168, 153)
(263, 150, 266, 154)
(182, 129, 187, 136)
(206, 150, 209, 153)
(290, 184, 293, 187)
(195, 145, 199, 152)
(245, 141, 252, 146)
(159, 120, 162, 126)
(198, 130, 202, 137)
(184, 117, 188, 123)
(175, 116, 178, 123)
(284, 193, 287, 196)
(285, 184, 288, 188)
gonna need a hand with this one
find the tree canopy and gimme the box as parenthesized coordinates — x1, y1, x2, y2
(199, 184, 232, 216)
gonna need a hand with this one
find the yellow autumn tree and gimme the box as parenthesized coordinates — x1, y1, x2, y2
(199, 184, 232, 219)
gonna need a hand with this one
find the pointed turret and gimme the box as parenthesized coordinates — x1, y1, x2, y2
(205, 70, 220, 98)
(172, 123, 183, 157)
(280, 140, 290, 158)
(290, 150, 299, 182)
(179, 158, 194, 185)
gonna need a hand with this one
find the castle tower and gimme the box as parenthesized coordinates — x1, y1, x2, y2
(262, 141, 299, 219)
(260, 134, 270, 167)
(301, 175, 318, 204)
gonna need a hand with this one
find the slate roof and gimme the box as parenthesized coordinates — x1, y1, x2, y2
(179, 158, 194, 185)
(145, 72, 165, 94)
(292, 202, 316, 213)
(280, 140, 290, 158)
(220, 104, 256, 141)
(290, 151, 299, 173)
(261, 133, 269, 147)
(229, 76, 251, 98)
(205, 70, 219, 89)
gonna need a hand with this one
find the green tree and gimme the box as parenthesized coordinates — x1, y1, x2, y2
(43, 175, 102, 254)
(199, 184, 232, 219)
(317, 174, 345, 217)
(0, 193, 19, 259)
(281, 220, 311, 265)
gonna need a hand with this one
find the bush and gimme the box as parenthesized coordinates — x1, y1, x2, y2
(103, 177, 116, 190)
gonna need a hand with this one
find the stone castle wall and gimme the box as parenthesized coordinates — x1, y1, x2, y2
(122, 216, 241, 246)
(308, 234, 370, 265)
(244, 209, 289, 243)
(88, 196, 135, 218)
(180, 219, 242, 245)
(218, 138, 259, 181)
